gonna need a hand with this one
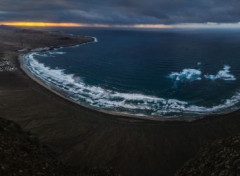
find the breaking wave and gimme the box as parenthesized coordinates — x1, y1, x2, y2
(168, 69, 202, 82)
(204, 65, 236, 81)
(168, 65, 236, 82)
(22, 52, 240, 118)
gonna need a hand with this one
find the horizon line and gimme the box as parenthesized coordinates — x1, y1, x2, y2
(1, 21, 240, 29)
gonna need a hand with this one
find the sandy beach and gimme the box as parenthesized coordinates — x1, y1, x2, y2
(0, 26, 240, 176)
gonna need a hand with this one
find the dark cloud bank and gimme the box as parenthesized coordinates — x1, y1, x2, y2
(0, 0, 240, 24)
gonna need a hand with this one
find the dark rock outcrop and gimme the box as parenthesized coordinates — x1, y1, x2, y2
(176, 135, 240, 176)
(0, 116, 119, 176)
(0, 116, 78, 176)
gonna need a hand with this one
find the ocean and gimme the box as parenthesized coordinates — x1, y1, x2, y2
(22, 28, 240, 119)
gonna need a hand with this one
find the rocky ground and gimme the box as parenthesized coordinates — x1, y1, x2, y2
(0, 116, 78, 176)
(1, 115, 239, 176)
(0, 116, 119, 176)
(176, 135, 240, 176)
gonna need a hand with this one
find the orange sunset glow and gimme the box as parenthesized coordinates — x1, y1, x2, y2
(0, 21, 172, 28)
(0, 22, 86, 27)
(1, 21, 240, 29)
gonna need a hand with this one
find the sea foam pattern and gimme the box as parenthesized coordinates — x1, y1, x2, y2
(22, 52, 240, 117)
(204, 65, 236, 81)
(168, 69, 202, 82)
(168, 65, 236, 82)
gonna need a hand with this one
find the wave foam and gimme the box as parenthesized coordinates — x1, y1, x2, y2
(22, 54, 240, 117)
(69, 37, 98, 49)
(92, 37, 98, 42)
(49, 51, 66, 55)
(204, 65, 236, 81)
(169, 65, 236, 82)
(168, 69, 202, 82)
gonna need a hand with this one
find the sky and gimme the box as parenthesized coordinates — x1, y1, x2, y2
(0, 0, 240, 28)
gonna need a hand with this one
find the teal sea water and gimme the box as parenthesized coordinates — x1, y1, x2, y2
(22, 28, 240, 119)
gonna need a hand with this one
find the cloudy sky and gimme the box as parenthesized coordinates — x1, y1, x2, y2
(0, 0, 240, 25)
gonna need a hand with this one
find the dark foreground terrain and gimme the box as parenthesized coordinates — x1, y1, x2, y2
(0, 116, 77, 176)
(1, 115, 239, 176)
(176, 135, 240, 176)
(0, 25, 239, 176)
(0, 117, 119, 176)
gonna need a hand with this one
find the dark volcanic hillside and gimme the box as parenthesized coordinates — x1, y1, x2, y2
(0, 117, 118, 176)
(176, 135, 240, 176)
(0, 116, 79, 176)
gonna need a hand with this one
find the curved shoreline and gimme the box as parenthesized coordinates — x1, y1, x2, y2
(2, 27, 240, 176)
(19, 52, 180, 122)
(18, 41, 240, 122)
